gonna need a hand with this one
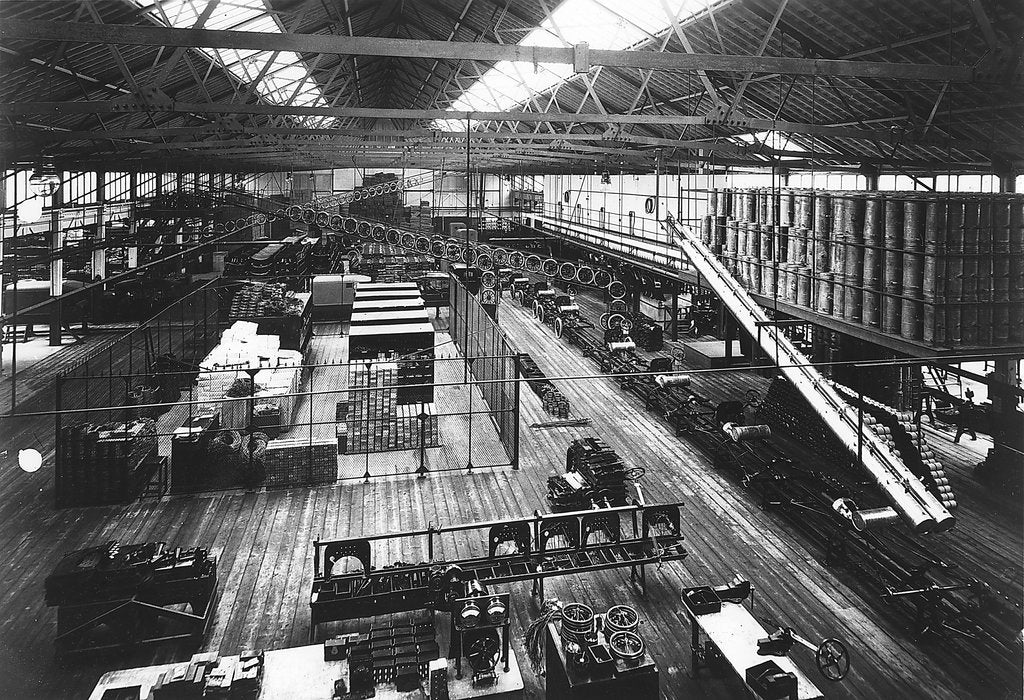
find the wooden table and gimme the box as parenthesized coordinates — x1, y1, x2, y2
(681, 597, 823, 700)
(89, 643, 524, 700)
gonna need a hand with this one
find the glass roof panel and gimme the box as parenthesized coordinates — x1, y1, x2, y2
(136, 0, 336, 128)
(434, 0, 715, 131)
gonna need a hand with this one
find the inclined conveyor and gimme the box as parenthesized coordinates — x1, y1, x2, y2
(661, 215, 954, 534)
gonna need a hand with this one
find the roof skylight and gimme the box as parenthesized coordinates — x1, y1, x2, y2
(138, 0, 336, 128)
(732, 131, 808, 160)
(433, 0, 709, 131)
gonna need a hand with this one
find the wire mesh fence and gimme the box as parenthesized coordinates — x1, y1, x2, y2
(52, 281, 520, 506)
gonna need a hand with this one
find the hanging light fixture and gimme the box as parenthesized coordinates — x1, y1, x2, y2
(28, 159, 61, 198)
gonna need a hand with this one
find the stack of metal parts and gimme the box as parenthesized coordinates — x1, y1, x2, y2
(548, 438, 630, 508)
(345, 617, 439, 688)
(519, 353, 572, 418)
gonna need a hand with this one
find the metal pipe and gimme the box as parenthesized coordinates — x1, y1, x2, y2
(662, 215, 954, 534)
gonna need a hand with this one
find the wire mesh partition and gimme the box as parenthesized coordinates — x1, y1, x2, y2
(54, 279, 225, 507)
(52, 291, 519, 506)
(449, 278, 520, 469)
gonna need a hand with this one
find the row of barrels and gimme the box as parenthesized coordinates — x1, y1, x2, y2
(701, 188, 1024, 347)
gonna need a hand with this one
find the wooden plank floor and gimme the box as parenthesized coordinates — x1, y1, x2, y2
(0, 302, 1019, 699)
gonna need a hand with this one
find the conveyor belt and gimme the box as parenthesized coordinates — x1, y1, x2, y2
(662, 216, 954, 534)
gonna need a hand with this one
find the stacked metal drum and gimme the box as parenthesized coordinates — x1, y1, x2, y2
(702, 188, 1024, 348)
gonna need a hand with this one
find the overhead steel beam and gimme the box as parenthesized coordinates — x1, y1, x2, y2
(0, 20, 995, 83)
(4, 100, 1007, 154)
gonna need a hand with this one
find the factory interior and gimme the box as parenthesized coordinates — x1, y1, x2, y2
(0, 0, 1022, 698)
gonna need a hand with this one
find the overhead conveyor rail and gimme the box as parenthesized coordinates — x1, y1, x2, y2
(661, 215, 954, 534)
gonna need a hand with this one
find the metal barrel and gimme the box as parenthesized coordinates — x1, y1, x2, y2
(750, 255, 762, 292)
(726, 218, 739, 270)
(862, 194, 883, 327)
(750, 222, 762, 258)
(776, 225, 789, 264)
(795, 223, 809, 266)
(843, 193, 866, 323)
(882, 195, 904, 335)
(901, 198, 926, 340)
(976, 197, 994, 346)
(816, 272, 834, 314)
(714, 216, 728, 255)
(1007, 196, 1024, 342)
(961, 197, 980, 345)
(830, 195, 848, 318)
(759, 188, 770, 225)
(762, 262, 777, 297)
(760, 225, 774, 263)
(992, 196, 1011, 304)
(813, 192, 832, 272)
(780, 190, 795, 228)
(787, 262, 800, 302)
(744, 189, 757, 222)
(715, 188, 731, 217)
(945, 196, 965, 345)
(827, 192, 843, 315)
(797, 266, 812, 306)
(778, 264, 790, 301)
(797, 190, 814, 230)
(923, 197, 947, 345)
(709, 188, 719, 219)
(701, 215, 714, 247)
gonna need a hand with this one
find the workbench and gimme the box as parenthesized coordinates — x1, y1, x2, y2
(681, 595, 823, 699)
(88, 644, 524, 700)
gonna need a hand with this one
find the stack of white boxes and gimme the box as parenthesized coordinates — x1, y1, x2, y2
(195, 321, 302, 429)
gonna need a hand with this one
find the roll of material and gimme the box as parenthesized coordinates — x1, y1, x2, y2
(608, 340, 636, 353)
(722, 423, 771, 442)
(655, 374, 691, 388)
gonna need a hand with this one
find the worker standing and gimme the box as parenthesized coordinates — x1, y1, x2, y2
(953, 388, 977, 443)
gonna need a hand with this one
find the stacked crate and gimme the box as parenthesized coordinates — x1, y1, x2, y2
(344, 362, 440, 453)
(57, 420, 159, 507)
(345, 361, 398, 453)
(357, 244, 434, 283)
(408, 200, 433, 233)
(263, 437, 337, 487)
(397, 403, 440, 448)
